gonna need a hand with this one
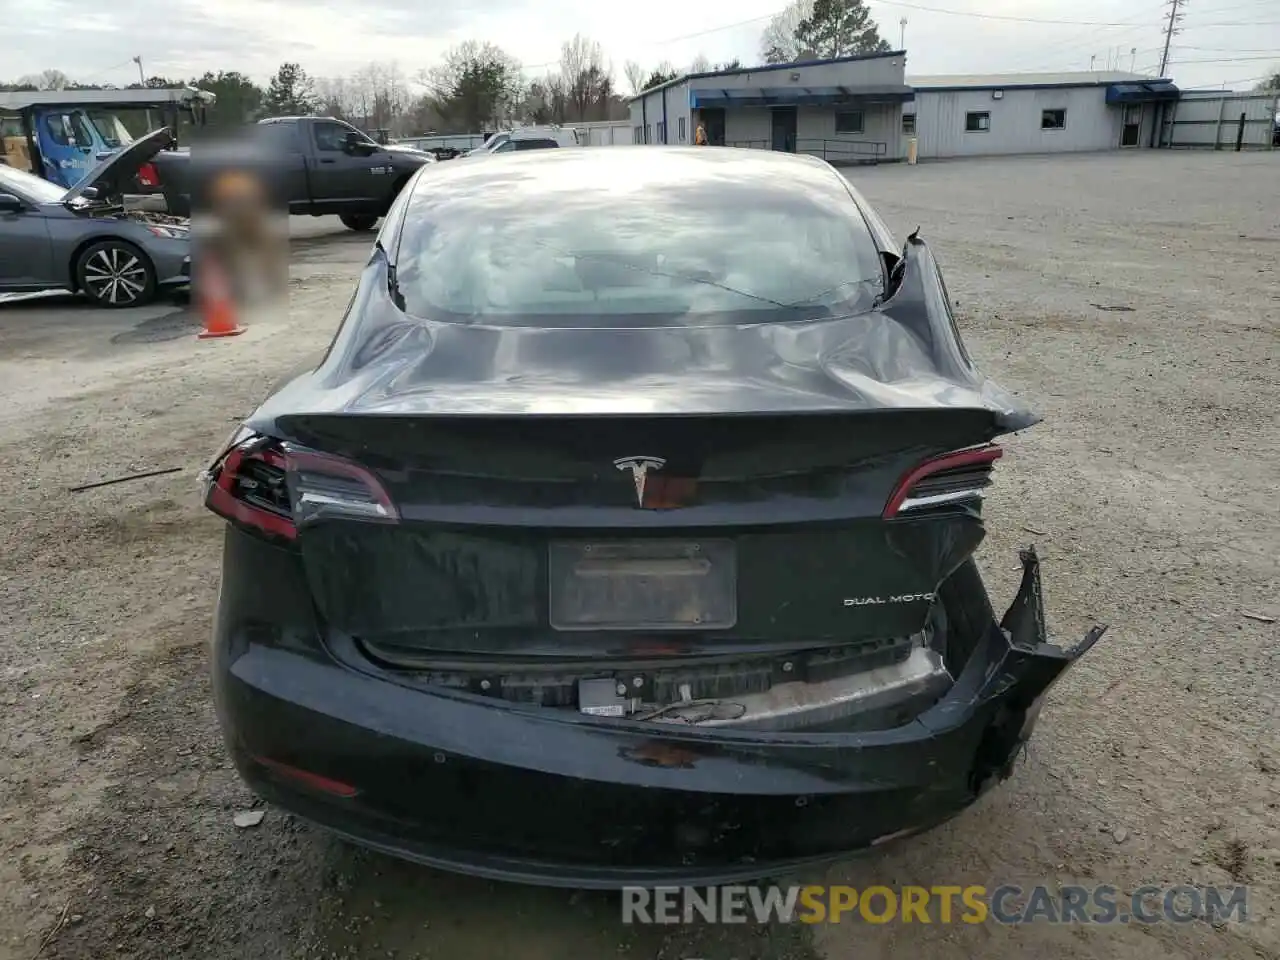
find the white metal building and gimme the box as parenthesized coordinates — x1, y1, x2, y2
(904, 72, 1179, 159)
(628, 52, 914, 164)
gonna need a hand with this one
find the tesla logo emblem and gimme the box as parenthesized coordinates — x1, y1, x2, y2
(614, 456, 666, 507)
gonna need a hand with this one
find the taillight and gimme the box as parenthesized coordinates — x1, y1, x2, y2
(882, 445, 1003, 519)
(204, 435, 397, 540)
(205, 441, 296, 540)
(136, 162, 159, 187)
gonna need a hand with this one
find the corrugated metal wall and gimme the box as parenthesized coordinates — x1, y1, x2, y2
(908, 87, 1133, 158)
(627, 82, 691, 144)
(1161, 92, 1278, 149)
(570, 121, 636, 146)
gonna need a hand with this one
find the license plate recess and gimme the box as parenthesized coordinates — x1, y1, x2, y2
(548, 539, 736, 631)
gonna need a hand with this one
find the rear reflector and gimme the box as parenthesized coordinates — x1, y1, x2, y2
(882, 445, 1003, 519)
(250, 755, 359, 798)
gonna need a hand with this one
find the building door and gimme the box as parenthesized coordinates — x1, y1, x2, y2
(771, 106, 797, 152)
(701, 108, 726, 146)
(1120, 104, 1143, 147)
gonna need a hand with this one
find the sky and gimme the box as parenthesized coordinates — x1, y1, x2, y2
(8, 0, 1280, 93)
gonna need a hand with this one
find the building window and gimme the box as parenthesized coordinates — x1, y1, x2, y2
(1041, 109, 1067, 130)
(656, 121, 666, 143)
(835, 110, 864, 134)
(965, 111, 991, 132)
(678, 117, 687, 142)
(633, 125, 643, 144)
(902, 113, 916, 134)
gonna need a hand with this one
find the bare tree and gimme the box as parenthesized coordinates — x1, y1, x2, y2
(18, 69, 70, 90)
(558, 34, 615, 122)
(689, 54, 711, 74)
(761, 0, 816, 63)
(623, 60, 647, 96)
(313, 77, 355, 119)
(349, 62, 410, 133)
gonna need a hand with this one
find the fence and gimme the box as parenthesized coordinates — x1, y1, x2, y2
(1160, 91, 1278, 150)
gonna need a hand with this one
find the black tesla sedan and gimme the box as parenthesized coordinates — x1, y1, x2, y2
(204, 146, 1105, 887)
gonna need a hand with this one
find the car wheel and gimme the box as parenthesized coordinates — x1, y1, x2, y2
(75, 240, 157, 308)
(340, 214, 379, 232)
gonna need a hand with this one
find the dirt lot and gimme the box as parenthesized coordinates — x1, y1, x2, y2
(1, 150, 1276, 960)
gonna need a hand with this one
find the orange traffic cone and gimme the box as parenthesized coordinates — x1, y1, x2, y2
(197, 258, 245, 339)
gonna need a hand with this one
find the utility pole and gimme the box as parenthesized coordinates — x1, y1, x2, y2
(1158, 0, 1185, 77)
(1130, 48, 1138, 72)
(900, 18, 907, 49)
(132, 55, 145, 86)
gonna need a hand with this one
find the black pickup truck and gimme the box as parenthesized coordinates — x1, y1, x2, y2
(151, 116, 436, 230)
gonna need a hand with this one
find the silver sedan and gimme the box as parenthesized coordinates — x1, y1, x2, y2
(0, 131, 189, 308)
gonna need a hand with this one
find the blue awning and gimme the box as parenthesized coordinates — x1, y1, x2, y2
(1105, 80, 1178, 104)
(690, 85, 915, 108)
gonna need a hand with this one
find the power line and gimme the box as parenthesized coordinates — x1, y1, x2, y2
(878, 0, 1278, 27)
(1214, 73, 1276, 86)
(1168, 54, 1280, 63)
(1004, 4, 1168, 71)
(1183, 0, 1277, 16)
(869, 0, 1168, 26)
(1173, 45, 1280, 51)
(76, 59, 138, 83)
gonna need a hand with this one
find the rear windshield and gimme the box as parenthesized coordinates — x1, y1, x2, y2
(394, 168, 885, 327)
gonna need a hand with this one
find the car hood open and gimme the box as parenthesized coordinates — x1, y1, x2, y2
(63, 127, 177, 204)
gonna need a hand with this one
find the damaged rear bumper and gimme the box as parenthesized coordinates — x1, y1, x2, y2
(213, 546, 1104, 888)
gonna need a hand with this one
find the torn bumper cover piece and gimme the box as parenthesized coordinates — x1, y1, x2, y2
(214, 546, 1105, 888)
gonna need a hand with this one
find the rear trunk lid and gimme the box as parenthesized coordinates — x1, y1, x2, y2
(274, 409, 998, 660)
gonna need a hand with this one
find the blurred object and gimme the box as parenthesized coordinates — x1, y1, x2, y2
(188, 127, 290, 317)
(907, 137, 918, 165)
(196, 256, 245, 339)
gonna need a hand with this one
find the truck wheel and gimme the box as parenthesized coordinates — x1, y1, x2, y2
(340, 214, 379, 232)
(75, 240, 157, 308)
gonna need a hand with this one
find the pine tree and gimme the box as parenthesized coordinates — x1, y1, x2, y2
(796, 0, 891, 60)
(262, 62, 318, 117)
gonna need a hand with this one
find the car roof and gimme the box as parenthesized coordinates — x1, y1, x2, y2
(408, 145, 849, 200)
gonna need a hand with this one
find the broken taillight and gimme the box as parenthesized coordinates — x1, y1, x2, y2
(882, 445, 1003, 519)
(205, 441, 296, 540)
(204, 436, 397, 540)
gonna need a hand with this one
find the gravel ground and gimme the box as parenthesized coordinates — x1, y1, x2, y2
(0, 151, 1276, 960)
